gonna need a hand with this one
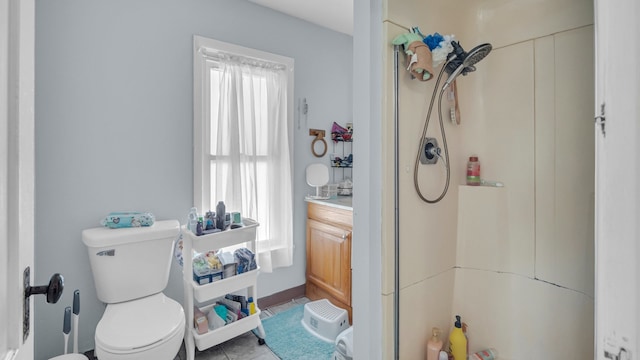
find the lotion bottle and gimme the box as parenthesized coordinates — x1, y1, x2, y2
(448, 315, 467, 360)
(427, 327, 443, 360)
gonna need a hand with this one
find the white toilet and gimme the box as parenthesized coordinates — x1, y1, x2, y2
(82, 220, 185, 360)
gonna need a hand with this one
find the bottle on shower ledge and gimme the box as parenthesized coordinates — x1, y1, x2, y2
(470, 348, 498, 360)
(426, 327, 443, 360)
(466, 156, 481, 186)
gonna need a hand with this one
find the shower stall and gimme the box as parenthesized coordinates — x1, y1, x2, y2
(381, 0, 595, 358)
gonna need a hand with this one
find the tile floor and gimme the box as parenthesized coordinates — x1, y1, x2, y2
(173, 297, 311, 360)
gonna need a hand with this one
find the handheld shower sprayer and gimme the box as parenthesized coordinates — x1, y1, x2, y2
(412, 40, 492, 203)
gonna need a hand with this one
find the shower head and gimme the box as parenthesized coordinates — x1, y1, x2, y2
(442, 42, 492, 90)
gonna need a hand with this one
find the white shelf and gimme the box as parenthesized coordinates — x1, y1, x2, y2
(191, 268, 260, 303)
(181, 218, 265, 360)
(186, 218, 259, 253)
(192, 310, 262, 350)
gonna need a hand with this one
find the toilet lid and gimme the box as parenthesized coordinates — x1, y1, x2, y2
(96, 293, 184, 352)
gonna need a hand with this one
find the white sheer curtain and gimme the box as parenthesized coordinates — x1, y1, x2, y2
(211, 55, 293, 272)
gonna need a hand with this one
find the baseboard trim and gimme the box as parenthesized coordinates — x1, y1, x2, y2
(257, 284, 306, 310)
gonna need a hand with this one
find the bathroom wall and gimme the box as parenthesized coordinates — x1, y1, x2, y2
(382, 0, 593, 358)
(34, 1, 352, 358)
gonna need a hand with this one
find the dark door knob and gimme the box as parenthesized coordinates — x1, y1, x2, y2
(25, 273, 64, 304)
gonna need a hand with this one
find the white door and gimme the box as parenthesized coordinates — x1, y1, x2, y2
(594, 0, 640, 358)
(1, 0, 35, 359)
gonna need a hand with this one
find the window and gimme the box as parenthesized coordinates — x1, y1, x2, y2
(193, 36, 294, 272)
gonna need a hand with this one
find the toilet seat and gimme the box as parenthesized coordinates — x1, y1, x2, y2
(95, 293, 184, 354)
(49, 354, 88, 360)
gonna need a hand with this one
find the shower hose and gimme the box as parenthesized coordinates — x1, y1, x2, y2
(413, 59, 453, 204)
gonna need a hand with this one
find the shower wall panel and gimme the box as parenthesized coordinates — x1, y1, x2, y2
(452, 267, 594, 359)
(534, 26, 595, 297)
(381, 0, 471, 356)
(456, 40, 536, 278)
(469, 0, 593, 49)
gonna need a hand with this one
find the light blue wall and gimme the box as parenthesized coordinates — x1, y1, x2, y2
(34, 0, 352, 358)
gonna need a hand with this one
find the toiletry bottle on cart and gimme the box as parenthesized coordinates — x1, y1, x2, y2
(188, 207, 198, 231)
(248, 297, 256, 315)
(448, 315, 467, 360)
(466, 156, 481, 186)
(427, 327, 443, 360)
(196, 217, 204, 236)
(216, 201, 226, 230)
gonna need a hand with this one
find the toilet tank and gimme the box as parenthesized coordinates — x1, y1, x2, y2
(82, 219, 180, 304)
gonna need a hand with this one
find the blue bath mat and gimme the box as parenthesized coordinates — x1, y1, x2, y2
(261, 304, 335, 360)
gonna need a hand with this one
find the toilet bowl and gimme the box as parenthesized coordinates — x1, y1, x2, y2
(82, 220, 185, 360)
(333, 326, 353, 360)
(95, 293, 185, 360)
(49, 354, 89, 360)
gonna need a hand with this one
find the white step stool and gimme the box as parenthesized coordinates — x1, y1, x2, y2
(301, 299, 349, 343)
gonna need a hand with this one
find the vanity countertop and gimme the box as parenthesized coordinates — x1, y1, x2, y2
(305, 196, 352, 211)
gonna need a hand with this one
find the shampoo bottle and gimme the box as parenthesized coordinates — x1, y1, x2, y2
(448, 315, 467, 360)
(427, 327, 443, 360)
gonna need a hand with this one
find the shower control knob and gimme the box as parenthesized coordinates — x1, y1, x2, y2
(429, 146, 442, 157)
(420, 137, 440, 165)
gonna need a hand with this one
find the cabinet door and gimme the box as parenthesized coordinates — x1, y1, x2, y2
(306, 218, 351, 306)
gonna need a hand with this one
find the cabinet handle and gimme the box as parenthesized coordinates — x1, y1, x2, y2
(342, 232, 349, 240)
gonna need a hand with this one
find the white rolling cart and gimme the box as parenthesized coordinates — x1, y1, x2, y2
(181, 218, 266, 360)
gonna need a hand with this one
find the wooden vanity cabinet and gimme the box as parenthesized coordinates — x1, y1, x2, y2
(305, 202, 352, 322)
